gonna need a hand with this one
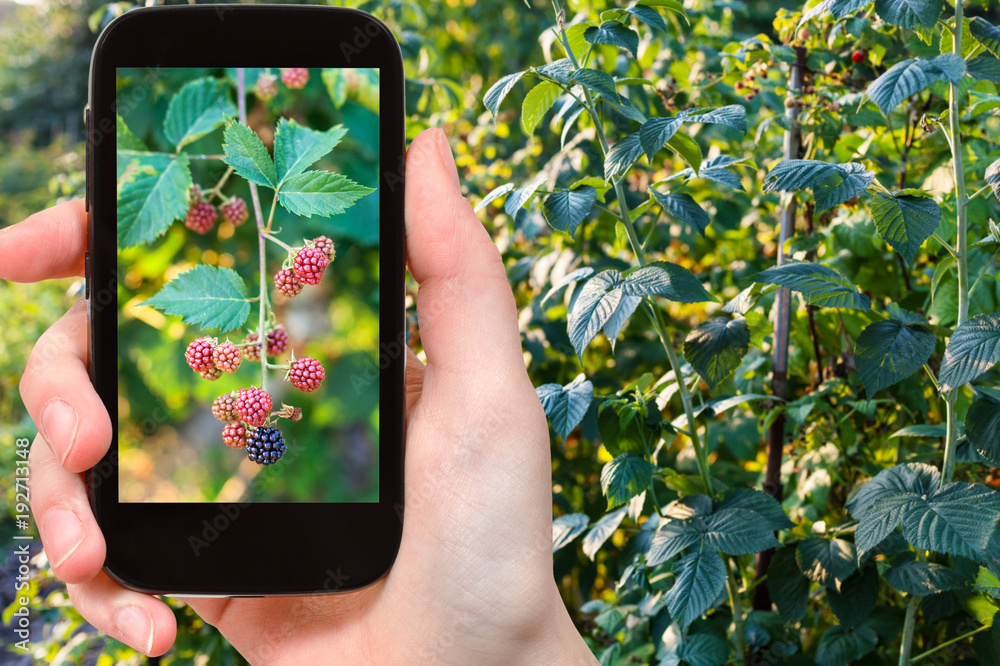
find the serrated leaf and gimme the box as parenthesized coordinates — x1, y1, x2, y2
(965, 397, 1000, 465)
(541, 266, 594, 307)
(875, 0, 942, 28)
(483, 70, 526, 120)
(601, 453, 654, 509)
(865, 54, 966, 115)
(649, 190, 711, 235)
(763, 160, 875, 211)
(752, 262, 871, 310)
(890, 424, 947, 438)
(854, 318, 936, 396)
(639, 117, 684, 161)
(570, 68, 619, 98)
(542, 187, 597, 235)
(537, 58, 574, 85)
(828, 566, 879, 627)
(521, 81, 562, 136)
(973, 18, 1000, 58)
(831, 0, 872, 19)
(504, 174, 547, 217)
(222, 121, 277, 189)
(716, 488, 795, 530)
(815, 625, 878, 666)
(796, 537, 858, 588)
(683, 318, 750, 390)
(620, 262, 715, 302)
(605, 133, 644, 179)
(677, 154, 748, 191)
(142, 264, 250, 332)
(277, 171, 374, 218)
(117, 114, 147, 152)
(625, 5, 667, 31)
(583, 506, 627, 560)
(553, 513, 590, 552)
(665, 131, 702, 175)
(703, 508, 780, 555)
(678, 632, 730, 666)
(648, 518, 704, 566)
(568, 271, 639, 358)
(163, 77, 237, 150)
(867, 190, 941, 265)
(847, 463, 941, 518)
(885, 559, 966, 595)
(598, 401, 646, 457)
(679, 105, 748, 134)
(967, 55, 1000, 84)
(273, 118, 347, 185)
(116, 153, 192, 248)
(665, 549, 727, 629)
(939, 313, 1000, 391)
(768, 545, 811, 623)
(976, 567, 1000, 597)
(536, 374, 594, 439)
(475, 183, 514, 213)
(585, 21, 640, 58)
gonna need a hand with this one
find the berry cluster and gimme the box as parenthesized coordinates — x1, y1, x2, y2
(253, 69, 310, 102)
(272, 237, 335, 299)
(183, 186, 249, 236)
(280, 68, 310, 89)
(184, 337, 243, 381)
(734, 60, 769, 102)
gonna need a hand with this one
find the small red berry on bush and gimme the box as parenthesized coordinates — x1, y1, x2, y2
(281, 68, 309, 89)
(199, 366, 223, 381)
(220, 198, 249, 226)
(184, 201, 218, 234)
(851, 50, 866, 64)
(213, 341, 242, 373)
(267, 324, 289, 356)
(241, 333, 261, 362)
(288, 356, 326, 392)
(222, 421, 248, 448)
(255, 72, 278, 100)
(293, 247, 329, 285)
(212, 394, 239, 422)
(311, 236, 336, 261)
(185, 337, 217, 372)
(274, 268, 303, 297)
(235, 387, 272, 427)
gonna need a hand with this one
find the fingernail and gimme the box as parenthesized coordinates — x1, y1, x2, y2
(435, 128, 461, 192)
(115, 606, 154, 654)
(42, 508, 84, 568)
(41, 399, 79, 464)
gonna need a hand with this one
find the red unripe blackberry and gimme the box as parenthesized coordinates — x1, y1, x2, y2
(184, 201, 217, 234)
(220, 198, 249, 226)
(274, 268, 303, 297)
(241, 333, 261, 362)
(199, 366, 223, 381)
(235, 387, 272, 427)
(311, 236, 336, 261)
(185, 337, 217, 372)
(288, 356, 325, 393)
(222, 421, 248, 448)
(281, 68, 309, 89)
(266, 324, 289, 356)
(246, 426, 286, 465)
(213, 341, 242, 373)
(851, 50, 866, 64)
(212, 393, 239, 422)
(255, 72, 278, 100)
(292, 247, 329, 285)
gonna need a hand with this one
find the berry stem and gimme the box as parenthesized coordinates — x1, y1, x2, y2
(208, 166, 235, 201)
(263, 233, 295, 253)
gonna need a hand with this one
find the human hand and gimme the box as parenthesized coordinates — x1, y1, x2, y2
(7, 127, 596, 664)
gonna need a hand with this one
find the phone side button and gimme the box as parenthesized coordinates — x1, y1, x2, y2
(85, 252, 91, 300)
(84, 106, 90, 212)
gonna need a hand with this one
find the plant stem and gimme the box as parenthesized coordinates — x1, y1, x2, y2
(909, 623, 989, 663)
(726, 560, 747, 662)
(208, 166, 235, 201)
(263, 233, 295, 253)
(898, 595, 923, 666)
(966, 183, 992, 204)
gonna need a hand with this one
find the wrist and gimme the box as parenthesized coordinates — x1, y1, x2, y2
(507, 587, 597, 665)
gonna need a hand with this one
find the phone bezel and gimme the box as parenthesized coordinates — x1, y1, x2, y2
(87, 5, 405, 596)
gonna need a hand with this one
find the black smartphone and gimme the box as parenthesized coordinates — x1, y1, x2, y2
(85, 5, 405, 595)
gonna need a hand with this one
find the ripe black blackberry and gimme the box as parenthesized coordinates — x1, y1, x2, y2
(246, 426, 286, 465)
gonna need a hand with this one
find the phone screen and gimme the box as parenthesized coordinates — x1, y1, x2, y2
(115, 67, 380, 503)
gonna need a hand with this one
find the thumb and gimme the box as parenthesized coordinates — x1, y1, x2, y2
(404, 128, 524, 383)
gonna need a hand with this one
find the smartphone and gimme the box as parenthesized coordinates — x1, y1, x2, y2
(85, 5, 405, 595)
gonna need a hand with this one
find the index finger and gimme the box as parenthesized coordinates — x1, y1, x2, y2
(0, 199, 87, 282)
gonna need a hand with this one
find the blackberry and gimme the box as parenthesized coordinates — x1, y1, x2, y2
(311, 236, 336, 261)
(220, 198, 249, 226)
(212, 393, 239, 422)
(246, 426, 286, 465)
(213, 341, 242, 373)
(235, 387, 272, 427)
(241, 332, 262, 362)
(185, 337, 217, 372)
(184, 201, 217, 234)
(281, 68, 309, 89)
(274, 268, 303, 298)
(292, 247, 329, 285)
(255, 72, 278, 100)
(287, 356, 325, 393)
(222, 421, 248, 448)
(266, 324, 289, 356)
(199, 366, 223, 381)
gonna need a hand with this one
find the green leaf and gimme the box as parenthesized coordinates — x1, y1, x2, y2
(504, 174, 547, 216)
(222, 120, 277, 189)
(117, 153, 192, 248)
(867, 190, 941, 265)
(972, 17, 1000, 58)
(521, 81, 562, 136)
(569, 68, 619, 98)
(649, 190, 710, 235)
(552, 513, 590, 552)
(847, 463, 940, 518)
(814, 625, 878, 666)
(584, 21, 640, 58)
(745, 311, 772, 349)
(752, 262, 871, 310)
(163, 77, 237, 150)
(483, 70, 526, 120)
(277, 171, 374, 218)
(676, 155, 748, 191)
(601, 453, 654, 509)
(716, 488, 795, 530)
(475, 183, 515, 213)
(605, 133, 644, 179)
(639, 117, 684, 160)
(768, 545, 811, 623)
(865, 54, 966, 115)
(665, 549, 727, 629)
(598, 401, 646, 457)
(536, 374, 594, 439)
(665, 131, 702, 175)
(678, 632, 730, 666)
(976, 566, 1000, 597)
(885, 559, 966, 595)
(568, 271, 641, 358)
(854, 318, 936, 397)
(831, 0, 872, 20)
(890, 424, 947, 439)
(828, 566, 879, 627)
(703, 508, 780, 555)
(117, 114, 147, 152)
(625, 5, 667, 31)
(796, 537, 858, 589)
(542, 187, 596, 235)
(875, 0, 942, 28)
(273, 118, 347, 185)
(967, 55, 1000, 84)
(679, 105, 748, 134)
(763, 160, 875, 211)
(583, 506, 627, 560)
(648, 516, 705, 566)
(939, 313, 1000, 391)
(142, 265, 250, 332)
(683, 318, 751, 391)
(965, 396, 1000, 465)
(620, 262, 715, 302)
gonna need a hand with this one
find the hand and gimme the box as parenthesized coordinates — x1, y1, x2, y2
(5, 128, 596, 664)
